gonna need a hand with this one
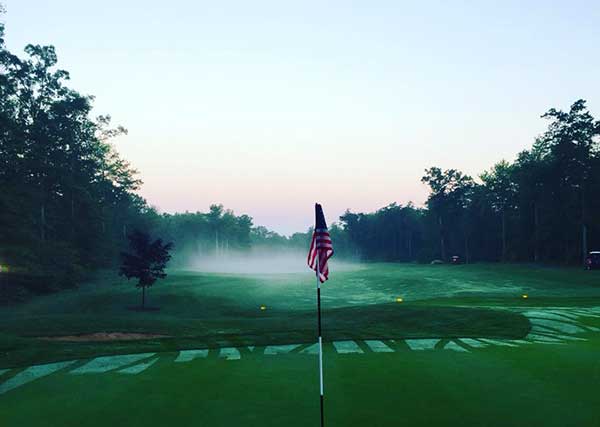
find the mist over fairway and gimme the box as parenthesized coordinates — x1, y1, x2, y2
(182, 249, 363, 275)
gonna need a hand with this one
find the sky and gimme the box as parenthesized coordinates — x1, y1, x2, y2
(3, 1, 600, 234)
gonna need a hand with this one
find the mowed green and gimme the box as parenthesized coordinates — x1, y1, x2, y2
(1, 263, 600, 426)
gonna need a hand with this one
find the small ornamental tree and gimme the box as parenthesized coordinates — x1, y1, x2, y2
(119, 230, 173, 309)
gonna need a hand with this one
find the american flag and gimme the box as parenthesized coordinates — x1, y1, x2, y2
(307, 203, 334, 283)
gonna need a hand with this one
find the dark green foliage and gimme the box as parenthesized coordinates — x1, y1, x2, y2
(339, 204, 423, 261)
(338, 100, 600, 265)
(0, 13, 151, 297)
(119, 230, 173, 308)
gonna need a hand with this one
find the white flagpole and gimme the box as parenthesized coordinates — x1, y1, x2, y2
(316, 252, 324, 427)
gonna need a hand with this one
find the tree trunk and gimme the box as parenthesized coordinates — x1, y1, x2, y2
(582, 224, 588, 266)
(533, 202, 540, 263)
(215, 230, 219, 257)
(581, 185, 587, 266)
(141, 286, 146, 309)
(464, 232, 469, 264)
(501, 210, 507, 263)
(70, 195, 75, 239)
(439, 216, 446, 261)
(40, 203, 46, 241)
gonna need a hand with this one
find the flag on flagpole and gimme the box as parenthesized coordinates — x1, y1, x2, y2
(307, 203, 333, 427)
(307, 204, 334, 282)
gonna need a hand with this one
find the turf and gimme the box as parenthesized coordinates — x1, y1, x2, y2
(1, 262, 600, 426)
(0, 263, 550, 367)
(2, 342, 600, 427)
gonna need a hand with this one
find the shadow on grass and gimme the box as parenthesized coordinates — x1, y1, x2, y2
(0, 303, 530, 368)
(126, 306, 161, 312)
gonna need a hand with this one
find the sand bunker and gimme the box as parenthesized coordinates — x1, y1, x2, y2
(37, 333, 169, 342)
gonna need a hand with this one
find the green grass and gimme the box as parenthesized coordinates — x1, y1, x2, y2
(2, 340, 600, 427)
(0, 263, 553, 367)
(1, 262, 600, 426)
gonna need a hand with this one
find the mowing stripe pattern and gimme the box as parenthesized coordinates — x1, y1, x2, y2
(2, 306, 600, 396)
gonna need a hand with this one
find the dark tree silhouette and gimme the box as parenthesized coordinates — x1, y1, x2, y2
(120, 230, 173, 309)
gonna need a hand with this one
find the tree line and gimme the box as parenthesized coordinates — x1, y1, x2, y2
(0, 16, 152, 294)
(0, 17, 262, 298)
(333, 100, 600, 265)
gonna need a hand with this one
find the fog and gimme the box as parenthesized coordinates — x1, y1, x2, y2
(182, 248, 361, 275)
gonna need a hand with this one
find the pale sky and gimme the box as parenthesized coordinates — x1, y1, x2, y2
(4, 1, 600, 234)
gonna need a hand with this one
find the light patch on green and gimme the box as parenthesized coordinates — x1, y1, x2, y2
(299, 343, 319, 354)
(71, 353, 155, 374)
(529, 319, 586, 334)
(531, 326, 562, 335)
(364, 340, 394, 353)
(0, 361, 77, 395)
(524, 311, 581, 322)
(512, 340, 533, 345)
(264, 344, 301, 355)
(175, 350, 208, 363)
(478, 339, 518, 347)
(550, 334, 587, 341)
(405, 339, 439, 350)
(569, 309, 600, 318)
(444, 341, 469, 352)
(458, 339, 488, 348)
(333, 341, 363, 354)
(118, 357, 159, 374)
(527, 334, 565, 344)
(218, 347, 241, 360)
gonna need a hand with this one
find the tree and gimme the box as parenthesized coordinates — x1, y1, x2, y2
(421, 167, 474, 261)
(0, 13, 148, 295)
(539, 100, 600, 263)
(119, 230, 173, 309)
(481, 160, 517, 262)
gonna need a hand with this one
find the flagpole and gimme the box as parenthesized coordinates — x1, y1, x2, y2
(316, 253, 324, 427)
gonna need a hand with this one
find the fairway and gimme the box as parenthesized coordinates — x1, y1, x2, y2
(2, 263, 600, 426)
